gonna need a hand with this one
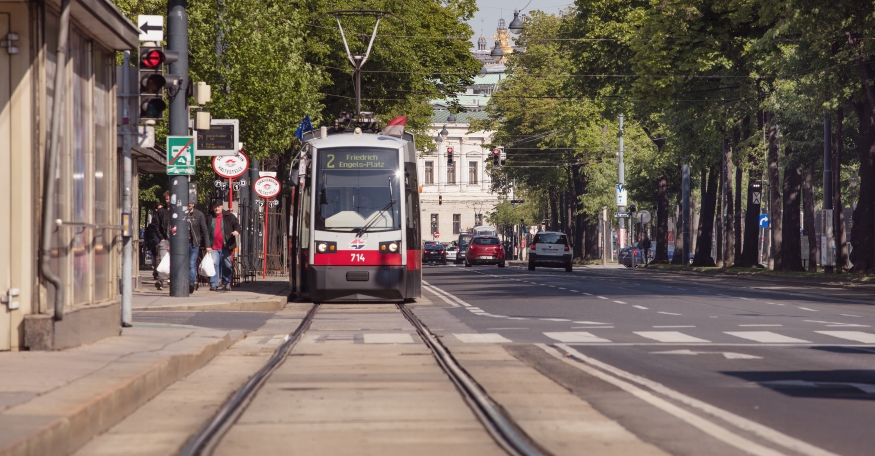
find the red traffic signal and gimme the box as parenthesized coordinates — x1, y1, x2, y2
(139, 49, 165, 69)
(446, 146, 454, 164)
(493, 149, 500, 165)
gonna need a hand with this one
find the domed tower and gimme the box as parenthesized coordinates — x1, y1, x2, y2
(498, 18, 506, 31)
(491, 18, 514, 62)
(477, 33, 487, 51)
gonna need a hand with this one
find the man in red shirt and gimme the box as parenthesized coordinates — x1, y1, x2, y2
(208, 200, 241, 291)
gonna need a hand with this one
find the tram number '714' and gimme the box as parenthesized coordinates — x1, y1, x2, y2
(351, 253, 365, 262)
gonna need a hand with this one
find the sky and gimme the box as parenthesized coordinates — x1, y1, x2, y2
(467, 0, 572, 48)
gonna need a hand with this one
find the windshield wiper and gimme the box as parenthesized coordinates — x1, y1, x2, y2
(355, 175, 398, 238)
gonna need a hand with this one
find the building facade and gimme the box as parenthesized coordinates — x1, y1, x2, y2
(0, 0, 138, 350)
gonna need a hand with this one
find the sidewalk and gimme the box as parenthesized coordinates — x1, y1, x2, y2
(135, 270, 289, 312)
(0, 325, 241, 456)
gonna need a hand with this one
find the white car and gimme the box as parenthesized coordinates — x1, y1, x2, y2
(446, 246, 458, 262)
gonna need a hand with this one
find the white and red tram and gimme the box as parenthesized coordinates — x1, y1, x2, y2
(288, 118, 422, 303)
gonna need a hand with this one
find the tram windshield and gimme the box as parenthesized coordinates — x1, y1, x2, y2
(314, 147, 401, 233)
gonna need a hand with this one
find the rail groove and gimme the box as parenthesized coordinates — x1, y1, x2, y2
(398, 303, 550, 456)
(179, 303, 321, 456)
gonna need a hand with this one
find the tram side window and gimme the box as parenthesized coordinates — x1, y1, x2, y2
(300, 184, 311, 247)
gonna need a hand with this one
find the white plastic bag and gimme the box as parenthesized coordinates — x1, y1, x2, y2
(156, 253, 170, 275)
(198, 253, 216, 277)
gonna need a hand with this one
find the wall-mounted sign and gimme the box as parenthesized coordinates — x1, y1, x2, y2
(254, 176, 281, 199)
(212, 152, 249, 179)
(196, 119, 239, 156)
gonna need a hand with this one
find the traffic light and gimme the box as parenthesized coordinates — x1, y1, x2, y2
(438, 195, 443, 205)
(138, 46, 179, 120)
(499, 147, 507, 165)
(492, 148, 500, 166)
(446, 146, 453, 165)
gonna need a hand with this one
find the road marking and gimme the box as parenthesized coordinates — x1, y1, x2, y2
(816, 331, 875, 344)
(558, 287, 567, 290)
(453, 333, 512, 343)
(613, 300, 627, 304)
(841, 314, 862, 318)
(548, 285, 556, 288)
(572, 326, 614, 329)
(652, 349, 762, 360)
(363, 333, 415, 344)
(798, 307, 818, 312)
(540, 318, 571, 322)
(760, 380, 875, 394)
(635, 331, 710, 343)
(487, 327, 528, 330)
(725, 331, 811, 343)
(573, 321, 610, 325)
(739, 324, 783, 327)
(422, 284, 460, 307)
(653, 325, 695, 328)
(582, 292, 593, 296)
(633, 305, 649, 310)
(424, 284, 469, 307)
(717, 294, 730, 297)
(569, 289, 580, 292)
(805, 320, 869, 327)
(542, 344, 823, 456)
(544, 332, 612, 343)
(657, 311, 682, 316)
(766, 302, 785, 306)
(597, 296, 608, 300)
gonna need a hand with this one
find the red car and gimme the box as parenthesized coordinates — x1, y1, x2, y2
(465, 236, 506, 268)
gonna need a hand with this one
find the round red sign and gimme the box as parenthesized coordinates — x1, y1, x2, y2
(212, 152, 249, 179)
(254, 176, 281, 199)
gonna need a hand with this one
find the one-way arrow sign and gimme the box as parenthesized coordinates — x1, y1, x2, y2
(138, 15, 164, 42)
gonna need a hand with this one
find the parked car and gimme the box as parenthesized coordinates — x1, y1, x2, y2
(446, 246, 458, 262)
(423, 243, 447, 265)
(465, 236, 505, 267)
(619, 242, 691, 266)
(528, 231, 573, 272)
(455, 242, 469, 264)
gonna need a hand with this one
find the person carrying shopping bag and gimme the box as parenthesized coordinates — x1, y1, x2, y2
(187, 202, 211, 293)
(208, 199, 241, 291)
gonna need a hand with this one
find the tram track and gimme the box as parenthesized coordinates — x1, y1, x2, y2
(179, 302, 550, 456)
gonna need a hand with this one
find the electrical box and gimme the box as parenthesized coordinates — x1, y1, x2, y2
(193, 81, 212, 105)
(194, 110, 212, 130)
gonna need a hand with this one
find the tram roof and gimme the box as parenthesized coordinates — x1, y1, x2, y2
(307, 132, 408, 150)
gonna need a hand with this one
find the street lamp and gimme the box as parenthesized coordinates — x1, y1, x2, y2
(434, 134, 443, 144)
(508, 10, 524, 33)
(490, 41, 504, 58)
(447, 112, 457, 123)
(439, 125, 449, 140)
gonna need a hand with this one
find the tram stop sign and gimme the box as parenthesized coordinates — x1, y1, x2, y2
(435, 231, 440, 239)
(759, 214, 769, 229)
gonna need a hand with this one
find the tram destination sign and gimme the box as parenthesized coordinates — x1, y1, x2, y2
(196, 119, 239, 156)
(321, 149, 396, 170)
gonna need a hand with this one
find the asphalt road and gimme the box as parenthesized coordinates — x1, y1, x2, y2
(420, 263, 875, 456)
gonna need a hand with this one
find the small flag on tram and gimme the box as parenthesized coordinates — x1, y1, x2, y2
(295, 115, 313, 140)
(382, 116, 407, 138)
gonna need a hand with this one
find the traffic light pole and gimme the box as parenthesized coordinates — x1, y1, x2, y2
(618, 114, 626, 249)
(167, 0, 190, 297)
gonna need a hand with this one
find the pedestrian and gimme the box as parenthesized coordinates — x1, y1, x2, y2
(151, 191, 171, 289)
(186, 201, 210, 293)
(641, 233, 652, 265)
(207, 199, 241, 291)
(144, 204, 161, 279)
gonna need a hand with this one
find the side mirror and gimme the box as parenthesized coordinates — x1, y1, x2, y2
(289, 168, 300, 185)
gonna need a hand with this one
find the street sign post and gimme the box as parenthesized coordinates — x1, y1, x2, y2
(254, 176, 281, 279)
(137, 15, 164, 42)
(636, 210, 652, 224)
(752, 191, 762, 205)
(614, 211, 630, 218)
(615, 184, 628, 207)
(758, 214, 769, 229)
(166, 136, 195, 175)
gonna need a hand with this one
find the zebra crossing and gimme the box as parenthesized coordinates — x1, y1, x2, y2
(448, 329, 875, 345)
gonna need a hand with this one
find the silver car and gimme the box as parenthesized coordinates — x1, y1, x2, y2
(446, 245, 458, 262)
(528, 231, 573, 272)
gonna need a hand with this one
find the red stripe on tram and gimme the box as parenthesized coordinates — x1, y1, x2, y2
(314, 250, 402, 266)
(406, 249, 421, 270)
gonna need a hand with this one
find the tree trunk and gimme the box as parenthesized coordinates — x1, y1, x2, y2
(723, 138, 735, 266)
(734, 159, 743, 260)
(779, 147, 805, 271)
(693, 166, 719, 266)
(691, 195, 699, 258)
(571, 164, 586, 259)
(548, 187, 558, 231)
(767, 113, 783, 270)
(654, 174, 670, 263)
(834, 108, 848, 271)
(849, 101, 875, 272)
(738, 114, 763, 267)
(716, 152, 724, 267)
(585, 220, 600, 260)
(671, 198, 684, 265)
(803, 163, 818, 272)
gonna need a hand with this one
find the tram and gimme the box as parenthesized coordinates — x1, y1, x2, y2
(288, 113, 422, 303)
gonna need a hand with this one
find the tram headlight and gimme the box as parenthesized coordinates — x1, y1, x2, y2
(379, 241, 401, 253)
(316, 241, 337, 253)
(389, 242, 399, 253)
(317, 243, 327, 253)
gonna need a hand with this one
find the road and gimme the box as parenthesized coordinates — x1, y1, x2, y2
(420, 263, 875, 456)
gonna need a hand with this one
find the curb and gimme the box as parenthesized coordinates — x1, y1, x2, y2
(133, 298, 286, 313)
(0, 329, 244, 456)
